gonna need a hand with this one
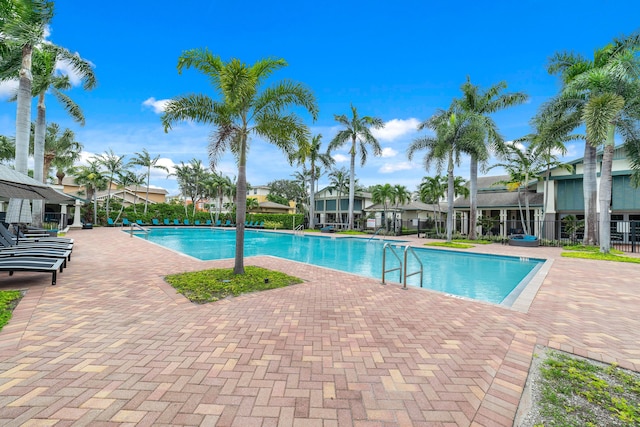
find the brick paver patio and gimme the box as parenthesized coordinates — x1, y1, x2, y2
(0, 227, 638, 426)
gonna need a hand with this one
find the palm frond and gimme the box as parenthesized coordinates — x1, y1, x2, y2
(161, 94, 216, 131)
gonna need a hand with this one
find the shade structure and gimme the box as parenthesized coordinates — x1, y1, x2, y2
(0, 164, 74, 204)
(6, 198, 33, 224)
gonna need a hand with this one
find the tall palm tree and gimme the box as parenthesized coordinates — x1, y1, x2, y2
(212, 173, 234, 222)
(547, 32, 640, 252)
(290, 134, 334, 229)
(187, 158, 207, 216)
(0, 0, 53, 175)
(328, 105, 384, 230)
(371, 183, 393, 231)
(95, 149, 125, 220)
(42, 123, 83, 184)
(488, 143, 547, 236)
(170, 161, 194, 217)
(408, 103, 483, 242)
(161, 50, 317, 274)
(457, 77, 528, 239)
(129, 148, 169, 215)
(328, 167, 349, 226)
(391, 184, 411, 234)
(419, 175, 446, 235)
(73, 160, 107, 225)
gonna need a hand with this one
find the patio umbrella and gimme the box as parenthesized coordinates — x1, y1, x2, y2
(5, 198, 32, 243)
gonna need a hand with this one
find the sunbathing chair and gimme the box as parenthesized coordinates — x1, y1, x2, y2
(122, 218, 131, 226)
(256, 221, 265, 229)
(223, 220, 231, 227)
(163, 219, 170, 225)
(107, 218, 116, 227)
(184, 219, 191, 226)
(136, 219, 146, 226)
(0, 256, 65, 285)
(194, 220, 201, 226)
(0, 247, 71, 268)
(0, 224, 73, 246)
(205, 219, 212, 226)
(152, 219, 160, 226)
(173, 219, 181, 225)
(0, 233, 73, 252)
(215, 220, 222, 227)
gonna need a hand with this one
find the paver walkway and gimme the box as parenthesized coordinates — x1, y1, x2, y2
(0, 228, 638, 426)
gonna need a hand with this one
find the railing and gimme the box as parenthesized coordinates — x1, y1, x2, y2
(128, 222, 149, 237)
(368, 227, 385, 241)
(381, 243, 402, 285)
(294, 224, 304, 236)
(403, 246, 423, 289)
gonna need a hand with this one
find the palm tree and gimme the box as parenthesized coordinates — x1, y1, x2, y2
(371, 184, 393, 231)
(419, 175, 447, 235)
(408, 103, 483, 242)
(457, 77, 528, 239)
(129, 148, 169, 215)
(212, 173, 234, 222)
(115, 169, 144, 219)
(328, 105, 384, 230)
(187, 158, 207, 216)
(488, 143, 547, 236)
(391, 184, 411, 233)
(246, 197, 259, 212)
(73, 160, 107, 225)
(0, 135, 15, 163)
(161, 50, 317, 274)
(42, 123, 83, 184)
(0, 0, 53, 175)
(328, 167, 349, 226)
(95, 149, 125, 220)
(170, 161, 194, 217)
(547, 32, 640, 252)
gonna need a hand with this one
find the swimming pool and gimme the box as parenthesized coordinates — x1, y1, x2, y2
(131, 228, 544, 305)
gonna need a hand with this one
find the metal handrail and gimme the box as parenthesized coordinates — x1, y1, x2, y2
(403, 246, 423, 289)
(381, 243, 402, 285)
(368, 227, 385, 241)
(129, 222, 150, 237)
(294, 224, 304, 236)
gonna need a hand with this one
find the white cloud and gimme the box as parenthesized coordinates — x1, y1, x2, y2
(381, 147, 397, 158)
(378, 161, 415, 174)
(0, 80, 18, 100)
(332, 153, 349, 163)
(142, 97, 170, 114)
(371, 118, 420, 142)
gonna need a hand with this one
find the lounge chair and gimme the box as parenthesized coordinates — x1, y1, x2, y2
(107, 218, 116, 227)
(173, 219, 181, 225)
(136, 219, 146, 226)
(163, 219, 170, 225)
(152, 219, 160, 226)
(0, 247, 71, 268)
(0, 224, 73, 247)
(223, 220, 231, 227)
(122, 218, 131, 226)
(194, 220, 201, 226)
(184, 219, 191, 226)
(0, 234, 73, 252)
(256, 221, 265, 229)
(0, 256, 65, 285)
(246, 221, 254, 228)
(205, 219, 212, 226)
(320, 226, 335, 233)
(508, 234, 539, 247)
(215, 220, 222, 227)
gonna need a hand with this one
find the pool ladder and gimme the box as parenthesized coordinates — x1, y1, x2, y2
(294, 224, 304, 236)
(381, 243, 424, 289)
(128, 222, 150, 237)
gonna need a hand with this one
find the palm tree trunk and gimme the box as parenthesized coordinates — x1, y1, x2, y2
(446, 155, 455, 242)
(15, 44, 33, 175)
(517, 187, 527, 235)
(583, 142, 598, 245)
(31, 93, 47, 228)
(524, 172, 531, 235)
(542, 155, 551, 238)
(598, 126, 615, 253)
(469, 155, 478, 239)
(234, 135, 247, 275)
(309, 164, 315, 229)
(348, 138, 356, 230)
(144, 168, 151, 214)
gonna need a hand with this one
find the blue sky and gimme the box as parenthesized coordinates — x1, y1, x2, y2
(1, 0, 639, 196)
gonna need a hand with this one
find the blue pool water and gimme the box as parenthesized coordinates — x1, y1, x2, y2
(132, 228, 544, 305)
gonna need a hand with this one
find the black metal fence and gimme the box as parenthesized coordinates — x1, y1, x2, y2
(394, 218, 640, 253)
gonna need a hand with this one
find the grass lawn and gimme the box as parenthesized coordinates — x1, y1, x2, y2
(425, 242, 474, 249)
(336, 230, 368, 235)
(530, 349, 640, 426)
(165, 266, 303, 304)
(452, 238, 493, 245)
(562, 245, 640, 263)
(0, 290, 23, 331)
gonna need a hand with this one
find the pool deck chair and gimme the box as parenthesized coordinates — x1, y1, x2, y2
(223, 220, 232, 227)
(136, 219, 146, 226)
(184, 219, 191, 226)
(152, 219, 160, 226)
(256, 221, 265, 229)
(163, 219, 170, 225)
(107, 218, 116, 227)
(122, 218, 131, 226)
(0, 256, 65, 285)
(0, 247, 71, 268)
(0, 225, 73, 248)
(173, 219, 181, 226)
(194, 220, 201, 226)
(215, 220, 222, 227)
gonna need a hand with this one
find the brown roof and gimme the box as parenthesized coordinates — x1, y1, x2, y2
(454, 191, 543, 209)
